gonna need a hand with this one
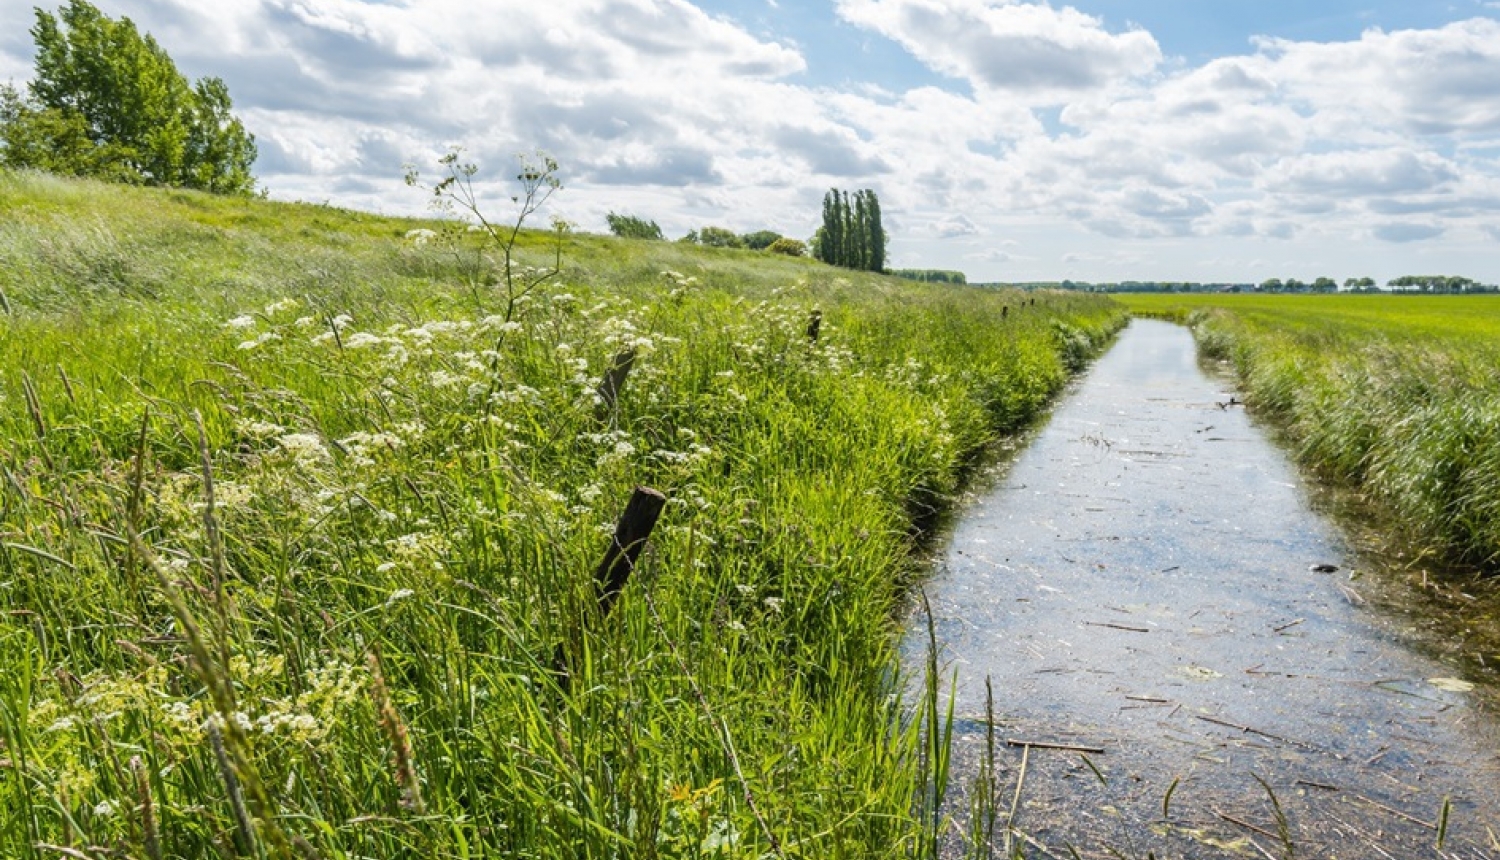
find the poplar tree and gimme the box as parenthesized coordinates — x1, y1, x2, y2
(818, 187, 885, 272)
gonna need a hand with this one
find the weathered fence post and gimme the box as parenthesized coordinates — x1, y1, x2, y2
(555, 485, 666, 690)
(594, 486, 667, 620)
(1001, 305, 1008, 319)
(594, 349, 637, 421)
(806, 309, 822, 343)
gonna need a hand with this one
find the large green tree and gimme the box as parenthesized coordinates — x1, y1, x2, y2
(817, 187, 885, 272)
(0, 0, 256, 193)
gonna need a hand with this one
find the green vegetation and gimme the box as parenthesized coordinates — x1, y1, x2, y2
(815, 188, 885, 273)
(0, 167, 1124, 858)
(1120, 293, 1500, 570)
(605, 211, 664, 240)
(0, 0, 256, 193)
(892, 270, 967, 285)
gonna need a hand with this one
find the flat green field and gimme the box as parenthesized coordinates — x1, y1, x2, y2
(1119, 292, 1500, 570)
(0, 169, 1124, 859)
(1119, 292, 1500, 341)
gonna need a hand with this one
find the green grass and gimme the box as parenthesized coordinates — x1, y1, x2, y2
(1119, 293, 1500, 570)
(0, 169, 1125, 859)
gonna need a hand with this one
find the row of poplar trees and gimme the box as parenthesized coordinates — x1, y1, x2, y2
(816, 188, 885, 272)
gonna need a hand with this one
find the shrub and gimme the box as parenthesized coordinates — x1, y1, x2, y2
(767, 237, 807, 257)
(605, 212, 663, 240)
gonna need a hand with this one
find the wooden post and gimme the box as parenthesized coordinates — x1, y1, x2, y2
(806, 309, 822, 342)
(594, 486, 667, 620)
(1001, 305, 1008, 319)
(594, 349, 637, 421)
(555, 485, 666, 690)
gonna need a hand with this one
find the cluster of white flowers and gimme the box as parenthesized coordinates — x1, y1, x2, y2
(224, 314, 257, 329)
(238, 331, 281, 351)
(338, 430, 405, 467)
(277, 432, 330, 466)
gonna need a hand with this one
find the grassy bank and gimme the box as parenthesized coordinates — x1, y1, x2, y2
(0, 169, 1124, 859)
(1120, 293, 1500, 571)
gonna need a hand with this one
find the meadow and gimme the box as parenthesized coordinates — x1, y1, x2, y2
(0, 169, 1125, 859)
(1120, 293, 1500, 572)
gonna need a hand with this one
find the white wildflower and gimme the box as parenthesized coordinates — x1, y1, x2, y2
(224, 314, 256, 329)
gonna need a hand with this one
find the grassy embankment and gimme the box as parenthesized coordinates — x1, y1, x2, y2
(1121, 293, 1500, 572)
(0, 169, 1124, 859)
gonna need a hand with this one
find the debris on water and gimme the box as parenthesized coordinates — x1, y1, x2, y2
(1310, 563, 1339, 573)
(1428, 677, 1475, 693)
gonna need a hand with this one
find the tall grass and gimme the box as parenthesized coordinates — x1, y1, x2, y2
(1121, 293, 1500, 571)
(0, 169, 1125, 858)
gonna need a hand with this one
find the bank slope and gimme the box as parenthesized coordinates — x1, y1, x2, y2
(0, 169, 1124, 859)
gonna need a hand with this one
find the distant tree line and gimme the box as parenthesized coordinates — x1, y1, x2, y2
(678, 226, 804, 255)
(606, 215, 808, 256)
(0, 0, 256, 194)
(1387, 275, 1490, 293)
(892, 269, 966, 284)
(1040, 276, 1497, 294)
(814, 188, 885, 272)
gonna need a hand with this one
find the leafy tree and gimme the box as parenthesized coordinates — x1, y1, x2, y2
(1, 0, 256, 193)
(605, 212, 664, 240)
(1311, 277, 1337, 292)
(696, 226, 742, 248)
(766, 237, 806, 256)
(1259, 278, 1284, 292)
(740, 230, 781, 250)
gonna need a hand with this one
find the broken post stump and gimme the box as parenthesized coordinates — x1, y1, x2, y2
(555, 485, 667, 691)
(595, 485, 667, 620)
(594, 349, 637, 421)
(806, 309, 822, 342)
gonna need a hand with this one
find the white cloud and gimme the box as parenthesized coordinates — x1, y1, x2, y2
(834, 0, 1161, 101)
(1, 1, 1498, 281)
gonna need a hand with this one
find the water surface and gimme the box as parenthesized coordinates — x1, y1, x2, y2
(913, 319, 1500, 857)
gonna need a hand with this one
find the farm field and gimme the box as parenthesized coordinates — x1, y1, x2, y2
(1120, 293, 1500, 574)
(0, 169, 1125, 859)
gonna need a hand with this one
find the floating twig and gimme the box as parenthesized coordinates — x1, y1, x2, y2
(1213, 807, 1278, 840)
(1005, 738, 1105, 754)
(1273, 618, 1305, 633)
(1196, 715, 1313, 750)
(1083, 621, 1150, 633)
(1347, 791, 1436, 830)
(1295, 779, 1339, 792)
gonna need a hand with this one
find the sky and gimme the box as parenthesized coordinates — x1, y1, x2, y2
(4, 0, 1500, 285)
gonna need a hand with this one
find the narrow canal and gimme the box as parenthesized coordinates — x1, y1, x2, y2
(912, 319, 1500, 857)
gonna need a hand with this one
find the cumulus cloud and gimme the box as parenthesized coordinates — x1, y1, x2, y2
(934, 215, 980, 237)
(834, 0, 1161, 100)
(1, 0, 1498, 281)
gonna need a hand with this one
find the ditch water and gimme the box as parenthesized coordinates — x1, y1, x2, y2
(909, 318, 1500, 858)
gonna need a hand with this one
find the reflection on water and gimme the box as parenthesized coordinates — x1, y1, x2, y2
(908, 319, 1500, 857)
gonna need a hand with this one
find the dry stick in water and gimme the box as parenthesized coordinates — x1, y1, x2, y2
(1004, 742, 1031, 857)
(1004, 739, 1105, 754)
